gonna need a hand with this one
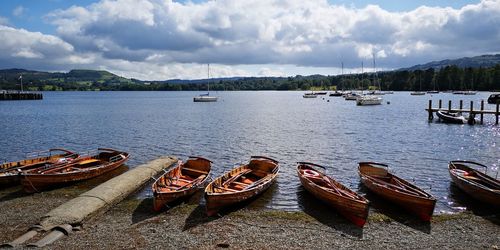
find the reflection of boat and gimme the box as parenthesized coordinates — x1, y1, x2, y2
(449, 160, 500, 207)
(152, 156, 212, 211)
(21, 148, 129, 193)
(356, 95, 382, 105)
(205, 156, 279, 216)
(487, 93, 500, 104)
(436, 110, 467, 124)
(297, 162, 369, 227)
(358, 162, 436, 221)
(194, 64, 218, 102)
(0, 149, 77, 186)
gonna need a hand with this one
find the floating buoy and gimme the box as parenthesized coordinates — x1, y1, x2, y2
(387, 101, 390, 104)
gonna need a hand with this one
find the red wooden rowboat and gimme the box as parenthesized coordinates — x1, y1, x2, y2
(0, 148, 77, 186)
(358, 162, 436, 221)
(152, 156, 212, 211)
(297, 162, 369, 227)
(21, 148, 129, 193)
(449, 160, 500, 207)
(205, 156, 279, 216)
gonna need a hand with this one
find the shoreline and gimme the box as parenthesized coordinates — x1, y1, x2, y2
(1, 185, 498, 249)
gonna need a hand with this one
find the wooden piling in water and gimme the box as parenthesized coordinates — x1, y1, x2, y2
(480, 100, 484, 124)
(428, 100, 433, 121)
(438, 99, 442, 109)
(496, 104, 499, 125)
(426, 99, 499, 125)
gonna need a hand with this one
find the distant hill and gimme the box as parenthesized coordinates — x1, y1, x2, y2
(400, 54, 500, 71)
(0, 68, 134, 90)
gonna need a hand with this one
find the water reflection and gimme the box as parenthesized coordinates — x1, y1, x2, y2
(0, 91, 499, 213)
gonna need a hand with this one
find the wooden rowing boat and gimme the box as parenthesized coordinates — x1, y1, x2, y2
(152, 156, 212, 211)
(205, 156, 279, 216)
(297, 162, 369, 227)
(358, 162, 436, 221)
(449, 160, 500, 207)
(0, 148, 77, 186)
(21, 148, 129, 193)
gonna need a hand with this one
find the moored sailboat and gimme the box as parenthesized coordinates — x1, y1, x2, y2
(194, 64, 218, 102)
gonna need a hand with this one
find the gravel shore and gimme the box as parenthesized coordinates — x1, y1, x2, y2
(0, 184, 499, 249)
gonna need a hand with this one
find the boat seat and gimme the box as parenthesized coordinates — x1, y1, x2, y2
(215, 186, 240, 193)
(182, 167, 209, 175)
(232, 181, 250, 186)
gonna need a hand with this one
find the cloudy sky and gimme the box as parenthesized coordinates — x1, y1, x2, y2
(0, 0, 499, 80)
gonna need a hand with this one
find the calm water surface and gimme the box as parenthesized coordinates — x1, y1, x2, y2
(1, 91, 499, 213)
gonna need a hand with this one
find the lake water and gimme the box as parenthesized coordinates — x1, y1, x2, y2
(1, 91, 499, 214)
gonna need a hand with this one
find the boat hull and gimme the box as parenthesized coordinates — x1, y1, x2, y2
(356, 96, 382, 105)
(205, 178, 275, 216)
(487, 94, 500, 104)
(0, 149, 77, 187)
(205, 156, 279, 216)
(152, 157, 212, 211)
(21, 149, 129, 193)
(358, 163, 436, 221)
(436, 110, 466, 124)
(297, 164, 369, 227)
(193, 96, 218, 102)
(449, 161, 500, 207)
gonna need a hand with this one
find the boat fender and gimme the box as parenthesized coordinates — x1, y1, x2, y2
(303, 169, 320, 178)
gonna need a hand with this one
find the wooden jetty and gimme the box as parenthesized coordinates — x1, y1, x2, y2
(426, 99, 500, 125)
(0, 91, 43, 101)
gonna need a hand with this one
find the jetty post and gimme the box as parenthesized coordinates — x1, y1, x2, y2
(448, 100, 452, 112)
(438, 99, 442, 109)
(428, 100, 433, 121)
(496, 104, 499, 125)
(480, 100, 484, 124)
(459, 100, 463, 110)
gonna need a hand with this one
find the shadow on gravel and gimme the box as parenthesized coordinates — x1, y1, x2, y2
(358, 184, 432, 234)
(131, 198, 158, 224)
(132, 189, 205, 225)
(296, 186, 364, 238)
(183, 189, 274, 231)
(448, 183, 500, 225)
(0, 187, 31, 203)
(183, 204, 216, 231)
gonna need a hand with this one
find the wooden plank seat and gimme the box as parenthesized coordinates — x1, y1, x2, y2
(182, 167, 209, 175)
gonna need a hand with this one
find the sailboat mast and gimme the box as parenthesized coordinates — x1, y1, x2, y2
(207, 63, 210, 94)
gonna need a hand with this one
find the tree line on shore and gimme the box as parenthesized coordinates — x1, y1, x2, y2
(1, 64, 499, 91)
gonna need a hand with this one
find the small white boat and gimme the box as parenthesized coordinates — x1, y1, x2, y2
(356, 95, 382, 105)
(410, 92, 426, 95)
(463, 90, 476, 95)
(303, 92, 317, 98)
(194, 94, 218, 102)
(194, 64, 218, 102)
(436, 110, 467, 124)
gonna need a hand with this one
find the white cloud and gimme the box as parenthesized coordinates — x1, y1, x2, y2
(1, 0, 500, 79)
(13, 6, 25, 17)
